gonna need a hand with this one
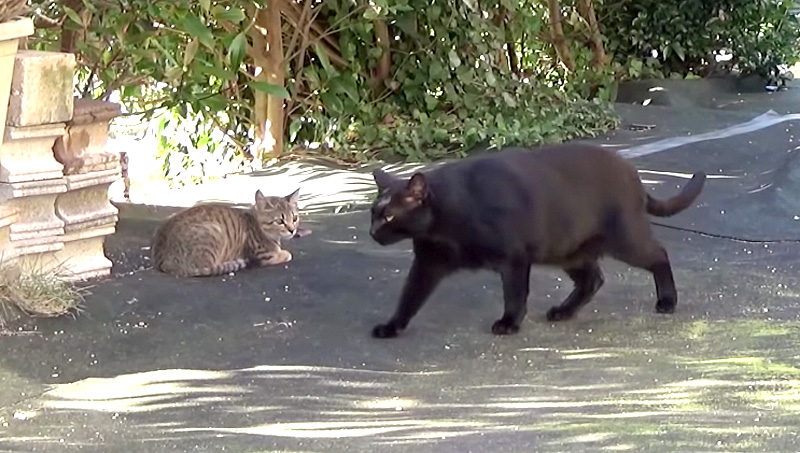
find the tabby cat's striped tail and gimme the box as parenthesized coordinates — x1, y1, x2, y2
(190, 258, 249, 277)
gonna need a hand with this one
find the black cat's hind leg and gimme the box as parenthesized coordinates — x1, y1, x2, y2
(546, 261, 604, 321)
(610, 216, 678, 314)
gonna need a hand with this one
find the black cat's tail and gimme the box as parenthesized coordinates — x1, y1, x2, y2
(646, 172, 707, 217)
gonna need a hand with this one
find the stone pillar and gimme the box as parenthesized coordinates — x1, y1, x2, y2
(0, 51, 74, 272)
(0, 50, 121, 281)
(52, 99, 122, 281)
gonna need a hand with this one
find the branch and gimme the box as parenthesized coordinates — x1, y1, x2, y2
(545, 0, 576, 71)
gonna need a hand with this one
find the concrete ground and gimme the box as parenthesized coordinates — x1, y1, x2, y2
(2, 79, 800, 452)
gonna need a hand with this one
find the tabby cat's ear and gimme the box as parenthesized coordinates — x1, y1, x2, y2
(255, 189, 270, 208)
(286, 188, 300, 205)
(406, 173, 428, 201)
(372, 168, 395, 188)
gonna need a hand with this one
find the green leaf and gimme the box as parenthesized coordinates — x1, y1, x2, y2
(250, 81, 290, 99)
(448, 50, 461, 68)
(183, 38, 199, 68)
(200, 0, 211, 12)
(502, 92, 517, 108)
(314, 43, 338, 78)
(395, 15, 418, 36)
(64, 7, 82, 25)
(486, 70, 496, 87)
(671, 42, 686, 61)
(320, 92, 343, 113)
(428, 5, 441, 20)
(214, 6, 246, 23)
(425, 95, 439, 112)
(289, 119, 303, 142)
(182, 15, 214, 49)
(429, 61, 448, 80)
(202, 95, 228, 112)
(197, 61, 235, 80)
(463, 93, 479, 109)
(228, 33, 247, 69)
(391, 4, 414, 12)
(332, 76, 360, 103)
(165, 66, 183, 81)
(363, 8, 379, 20)
(456, 66, 473, 83)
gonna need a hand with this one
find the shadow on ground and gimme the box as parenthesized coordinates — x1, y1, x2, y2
(2, 83, 800, 452)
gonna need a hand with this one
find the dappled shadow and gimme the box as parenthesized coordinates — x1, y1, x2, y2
(6, 106, 800, 451)
(158, 158, 431, 216)
(3, 318, 800, 452)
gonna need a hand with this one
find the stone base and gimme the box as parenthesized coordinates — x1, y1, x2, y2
(0, 123, 66, 183)
(56, 175, 119, 233)
(0, 179, 66, 263)
(1, 180, 65, 238)
(53, 225, 115, 281)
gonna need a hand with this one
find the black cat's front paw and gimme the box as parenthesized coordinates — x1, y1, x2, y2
(546, 306, 574, 322)
(372, 323, 400, 338)
(491, 319, 520, 335)
(655, 298, 676, 314)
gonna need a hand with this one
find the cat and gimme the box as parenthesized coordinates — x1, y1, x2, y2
(151, 189, 301, 277)
(368, 143, 706, 338)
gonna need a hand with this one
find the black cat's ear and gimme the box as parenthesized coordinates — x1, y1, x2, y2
(285, 188, 300, 205)
(373, 168, 394, 188)
(405, 173, 428, 201)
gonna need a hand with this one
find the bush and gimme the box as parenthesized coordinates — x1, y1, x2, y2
(600, 0, 800, 79)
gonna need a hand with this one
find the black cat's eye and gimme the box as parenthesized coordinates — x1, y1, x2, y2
(384, 215, 394, 223)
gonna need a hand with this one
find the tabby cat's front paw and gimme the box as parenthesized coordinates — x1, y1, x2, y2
(491, 319, 520, 335)
(263, 249, 291, 265)
(372, 323, 400, 338)
(279, 250, 293, 263)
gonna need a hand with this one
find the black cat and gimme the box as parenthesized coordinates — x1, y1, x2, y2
(369, 143, 706, 338)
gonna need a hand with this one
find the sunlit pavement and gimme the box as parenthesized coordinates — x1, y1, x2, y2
(2, 80, 800, 452)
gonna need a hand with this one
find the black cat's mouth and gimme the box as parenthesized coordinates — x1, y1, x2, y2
(370, 225, 405, 245)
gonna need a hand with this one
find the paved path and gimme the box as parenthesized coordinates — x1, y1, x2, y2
(2, 80, 800, 452)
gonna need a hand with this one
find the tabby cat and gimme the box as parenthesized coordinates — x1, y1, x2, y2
(151, 189, 301, 277)
(369, 143, 706, 338)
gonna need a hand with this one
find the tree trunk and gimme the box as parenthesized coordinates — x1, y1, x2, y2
(507, 42, 520, 75)
(60, 0, 83, 54)
(492, 8, 511, 72)
(253, 0, 285, 163)
(546, 0, 575, 72)
(371, 16, 391, 89)
(577, 0, 606, 68)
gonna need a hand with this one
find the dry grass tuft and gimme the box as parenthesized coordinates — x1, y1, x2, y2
(0, 261, 87, 327)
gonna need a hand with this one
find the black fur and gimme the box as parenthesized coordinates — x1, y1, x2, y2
(369, 143, 705, 338)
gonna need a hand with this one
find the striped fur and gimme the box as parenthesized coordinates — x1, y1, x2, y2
(151, 189, 300, 277)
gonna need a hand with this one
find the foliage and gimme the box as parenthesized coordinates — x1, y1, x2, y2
(289, 0, 617, 161)
(30, 0, 619, 184)
(32, 0, 270, 149)
(599, 0, 800, 79)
